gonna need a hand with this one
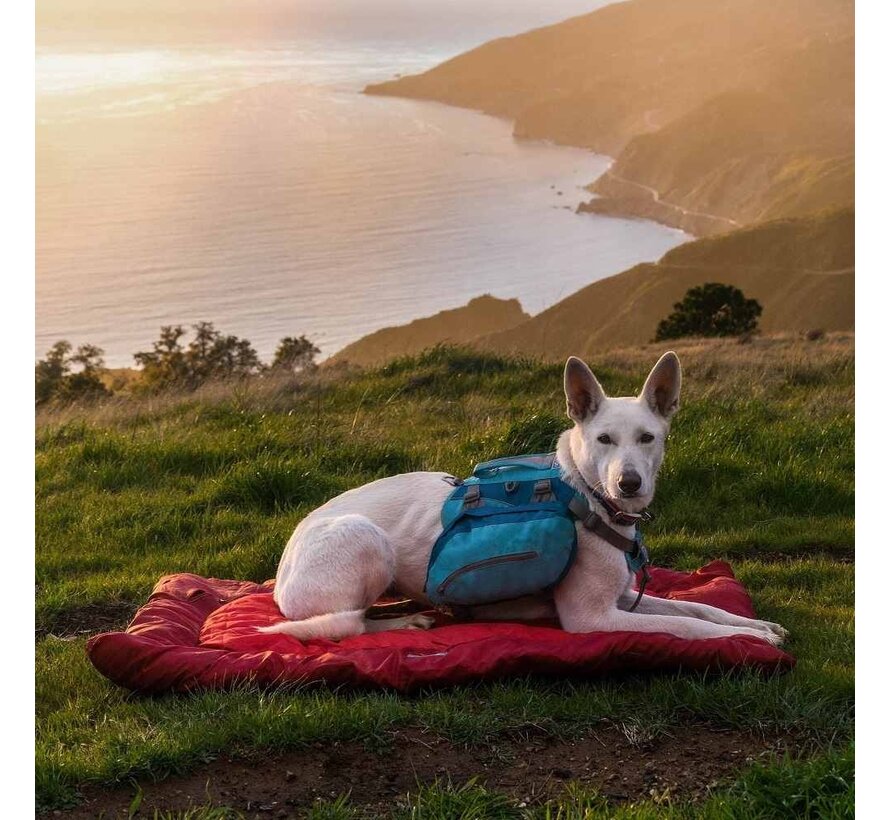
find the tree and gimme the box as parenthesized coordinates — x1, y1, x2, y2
(69, 343, 105, 375)
(654, 283, 762, 341)
(35, 341, 72, 404)
(134, 322, 262, 390)
(57, 370, 110, 402)
(35, 341, 109, 405)
(133, 325, 189, 388)
(272, 335, 320, 373)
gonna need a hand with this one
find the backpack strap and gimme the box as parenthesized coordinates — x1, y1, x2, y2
(472, 453, 556, 477)
(568, 496, 639, 553)
(567, 495, 651, 611)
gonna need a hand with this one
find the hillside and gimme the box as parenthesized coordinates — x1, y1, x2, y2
(320, 209, 853, 366)
(367, 0, 853, 234)
(584, 37, 854, 234)
(36, 338, 852, 814)
(328, 294, 528, 367)
(473, 208, 853, 359)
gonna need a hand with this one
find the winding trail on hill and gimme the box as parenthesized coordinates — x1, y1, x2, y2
(657, 262, 856, 276)
(659, 263, 855, 276)
(601, 170, 741, 229)
(800, 267, 855, 276)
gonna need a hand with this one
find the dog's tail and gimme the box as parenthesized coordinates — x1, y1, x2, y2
(257, 609, 367, 641)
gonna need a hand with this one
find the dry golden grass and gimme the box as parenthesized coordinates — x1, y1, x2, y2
(37, 332, 853, 432)
(594, 332, 853, 403)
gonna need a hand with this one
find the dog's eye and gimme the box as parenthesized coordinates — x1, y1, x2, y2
(597, 434, 612, 445)
(640, 433, 655, 443)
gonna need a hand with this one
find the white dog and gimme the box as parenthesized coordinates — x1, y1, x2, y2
(264, 353, 786, 646)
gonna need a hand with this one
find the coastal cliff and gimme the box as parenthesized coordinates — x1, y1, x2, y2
(474, 208, 854, 358)
(367, 0, 853, 235)
(328, 294, 528, 368)
(350, 0, 854, 366)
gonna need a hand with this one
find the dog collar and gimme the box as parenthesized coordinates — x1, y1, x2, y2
(589, 486, 653, 527)
(564, 464, 654, 527)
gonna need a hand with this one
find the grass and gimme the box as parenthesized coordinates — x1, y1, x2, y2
(35, 335, 854, 814)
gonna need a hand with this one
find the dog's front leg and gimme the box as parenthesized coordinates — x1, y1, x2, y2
(617, 591, 788, 643)
(554, 539, 783, 645)
(557, 606, 786, 646)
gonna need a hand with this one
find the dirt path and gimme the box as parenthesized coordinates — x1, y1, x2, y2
(658, 262, 855, 276)
(601, 171, 741, 229)
(51, 724, 803, 818)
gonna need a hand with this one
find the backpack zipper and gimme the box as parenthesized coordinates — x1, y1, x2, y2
(436, 551, 539, 596)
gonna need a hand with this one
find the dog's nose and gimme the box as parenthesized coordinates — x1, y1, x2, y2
(617, 471, 642, 496)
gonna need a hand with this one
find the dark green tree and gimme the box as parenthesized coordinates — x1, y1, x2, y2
(272, 335, 321, 373)
(35, 341, 109, 405)
(35, 341, 72, 404)
(655, 283, 762, 341)
(233, 337, 262, 373)
(134, 322, 262, 390)
(134, 325, 189, 388)
(69, 343, 105, 375)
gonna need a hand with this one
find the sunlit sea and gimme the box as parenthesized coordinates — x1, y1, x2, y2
(36, 0, 688, 366)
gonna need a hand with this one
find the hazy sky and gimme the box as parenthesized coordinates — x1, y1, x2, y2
(37, 0, 612, 48)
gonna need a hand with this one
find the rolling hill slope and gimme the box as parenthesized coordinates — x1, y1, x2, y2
(474, 208, 854, 359)
(327, 209, 853, 365)
(328, 294, 528, 367)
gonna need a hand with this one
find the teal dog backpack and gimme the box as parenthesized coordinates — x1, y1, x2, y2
(425, 453, 651, 610)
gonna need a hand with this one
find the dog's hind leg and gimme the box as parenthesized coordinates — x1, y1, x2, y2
(262, 514, 433, 641)
(364, 613, 436, 633)
(260, 609, 435, 640)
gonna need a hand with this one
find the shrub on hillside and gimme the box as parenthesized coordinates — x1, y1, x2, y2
(271, 335, 320, 373)
(655, 283, 762, 341)
(134, 322, 262, 390)
(35, 341, 109, 405)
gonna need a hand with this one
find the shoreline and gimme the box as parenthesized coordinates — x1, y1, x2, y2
(578, 170, 741, 239)
(363, 82, 719, 240)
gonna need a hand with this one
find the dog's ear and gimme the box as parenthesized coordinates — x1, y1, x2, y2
(640, 352, 682, 419)
(564, 356, 606, 423)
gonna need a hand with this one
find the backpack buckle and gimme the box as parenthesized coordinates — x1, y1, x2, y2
(463, 484, 481, 507)
(532, 479, 553, 502)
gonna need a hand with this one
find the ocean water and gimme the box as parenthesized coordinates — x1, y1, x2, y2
(36, 0, 688, 366)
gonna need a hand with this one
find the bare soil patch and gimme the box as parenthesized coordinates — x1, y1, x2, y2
(37, 602, 135, 640)
(51, 724, 802, 818)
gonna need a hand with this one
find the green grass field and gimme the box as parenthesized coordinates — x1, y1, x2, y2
(35, 336, 854, 817)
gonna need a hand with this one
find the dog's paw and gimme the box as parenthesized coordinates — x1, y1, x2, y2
(747, 618, 789, 644)
(763, 621, 789, 644)
(756, 624, 788, 647)
(405, 614, 436, 630)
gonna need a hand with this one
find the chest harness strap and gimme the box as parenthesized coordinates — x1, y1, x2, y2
(567, 492, 652, 612)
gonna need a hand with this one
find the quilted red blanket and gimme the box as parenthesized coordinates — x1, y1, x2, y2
(87, 561, 794, 693)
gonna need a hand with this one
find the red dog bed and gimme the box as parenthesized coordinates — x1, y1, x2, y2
(87, 561, 793, 693)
